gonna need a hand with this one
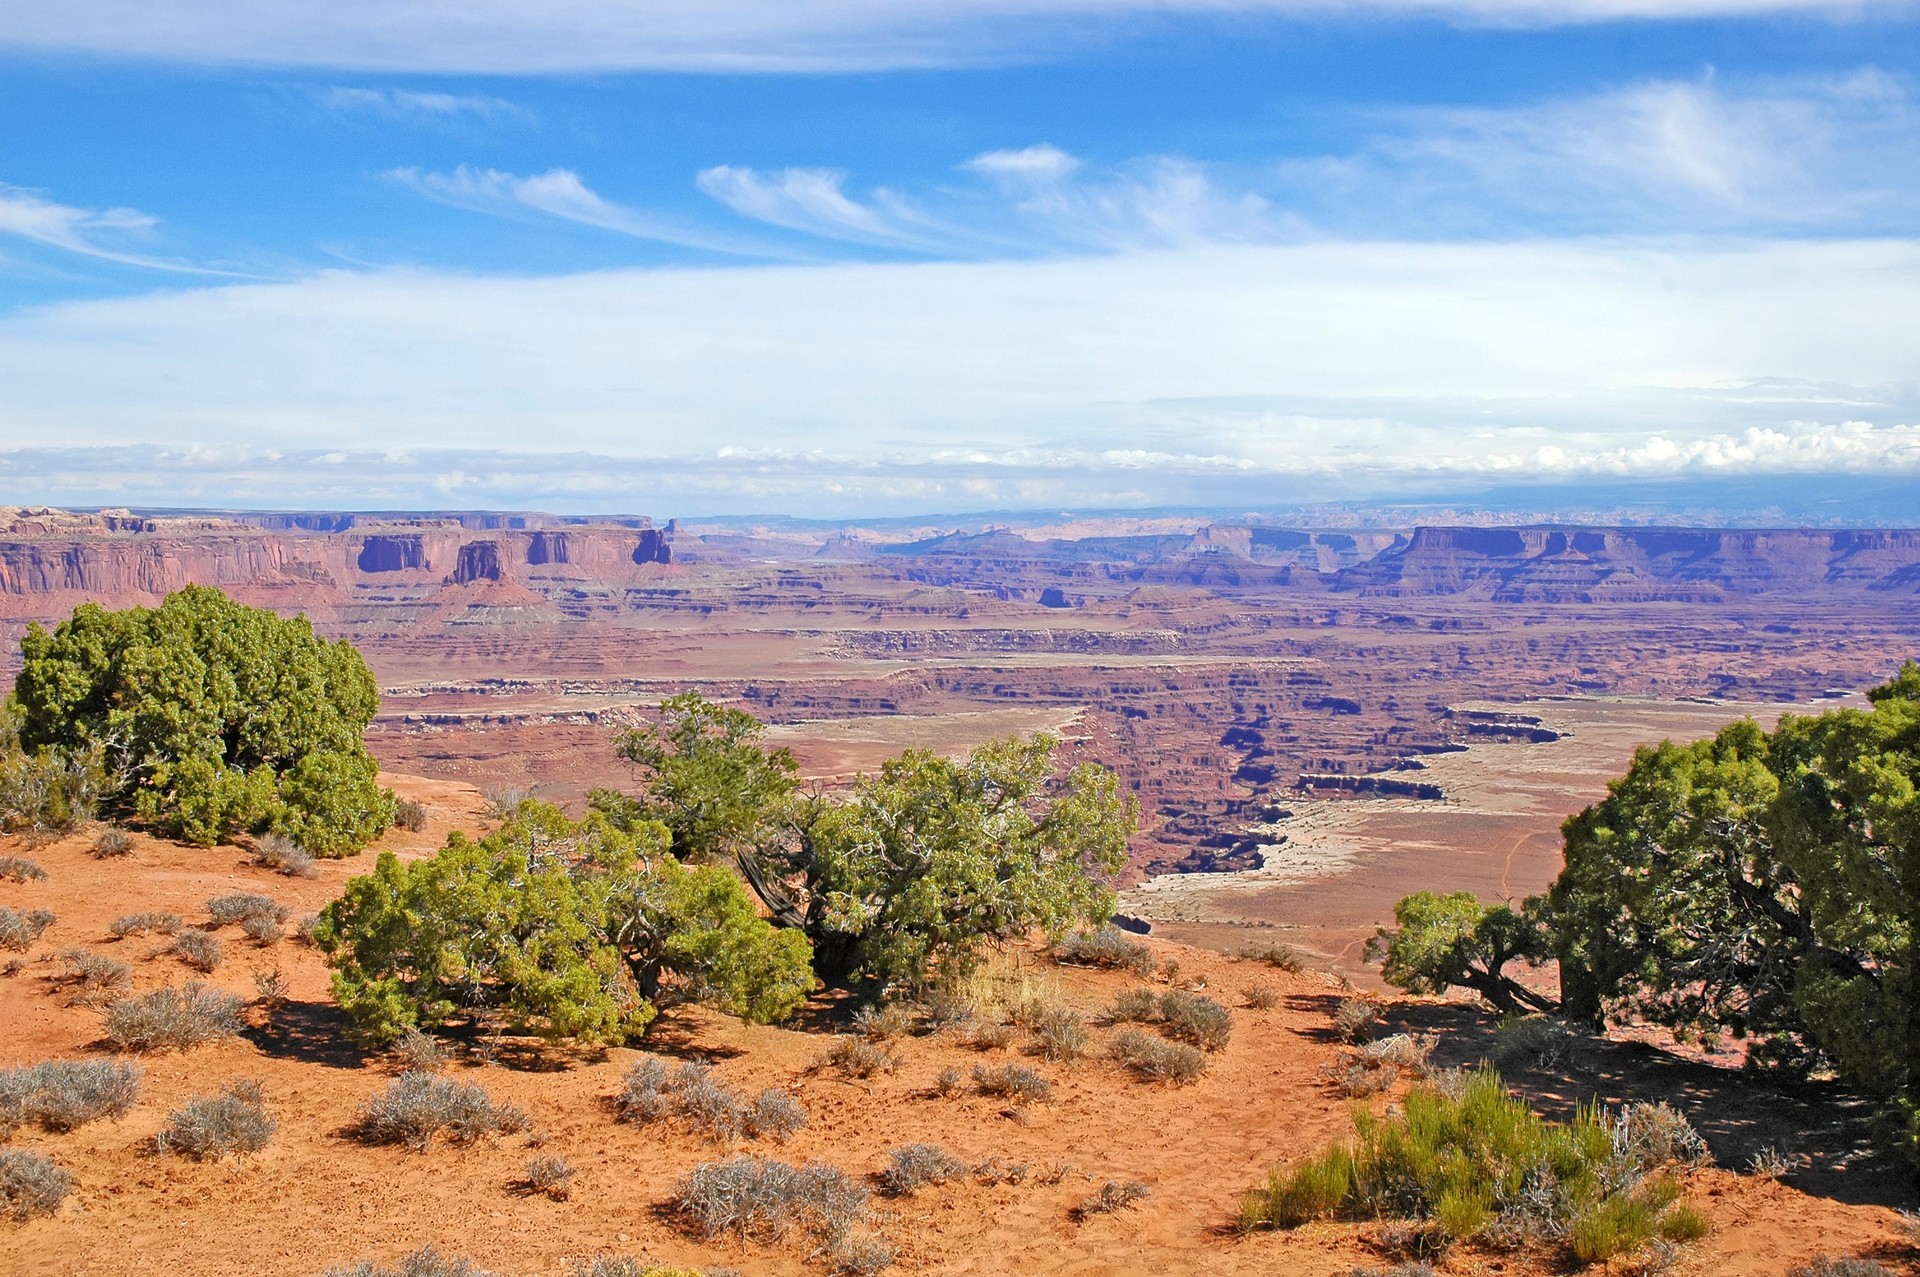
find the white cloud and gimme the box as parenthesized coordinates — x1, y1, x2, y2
(323, 87, 531, 122)
(390, 166, 783, 256)
(963, 144, 1082, 184)
(696, 166, 961, 251)
(0, 183, 225, 274)
(0, 237, 1915, 513)
(0, 1, 1909, 74)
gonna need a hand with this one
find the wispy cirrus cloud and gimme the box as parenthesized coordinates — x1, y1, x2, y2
(323, 87, 532, 123)
(0, 183, 231, 274)
(694, 166, 969, 251)
(0, 0, 1913, 74)
(388, 165, 785, 257)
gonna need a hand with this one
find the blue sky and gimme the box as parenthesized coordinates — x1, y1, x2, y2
(2, 2, 1918, 517)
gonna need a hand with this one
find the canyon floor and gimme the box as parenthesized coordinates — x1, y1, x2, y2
(1, 780, 1915, 1277)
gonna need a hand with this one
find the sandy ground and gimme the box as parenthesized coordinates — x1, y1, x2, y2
(1124, 696, 1848, 983)
(0, 776, 1913, 1277)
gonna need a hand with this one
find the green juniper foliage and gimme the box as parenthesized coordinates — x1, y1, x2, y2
(8, 586, 393, 853)
(316, 800, 813, 1045)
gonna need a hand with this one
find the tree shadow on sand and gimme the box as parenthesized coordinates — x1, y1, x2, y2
(1386, 1001, 1918, 1211)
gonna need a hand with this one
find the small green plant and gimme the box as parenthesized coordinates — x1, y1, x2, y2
(155, 1080, 276, 1160)
(0, 1149, 73, 1222)
(1239, 1069, 1710, 1268)
(101, 982, 244, 1052)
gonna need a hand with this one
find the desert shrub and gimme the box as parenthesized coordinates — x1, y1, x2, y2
(1110, 1029, 1207, 1084)
(316, 802, 811, 1047)
(1239, 940, 1304, 970)
(1346, 1266, 1437, 1277)
(390, 1028, 452, 1074)
(11, 587, 395, 853)
(1244, 983, 1280, 1010)
(1073, 1180, 1151, 1220)
(294, 912, 321, 945)
(0, 857, 46, 883)
(828, 1233, 896, 1276)
(1616, 1102, 1711, 1170)
(242, 913, 283, 945)
(1493, 1015, 1589, 1069)
(1360, 1033, 1437, 1078)
(916, 985, 973, 1031)
(0, 907, 55, 951)
(1747, 1146, 1797, 1179)
(356, 1071, 527, 1151)
(1330, 1058, 1401, 1098)
(323, 1247, 502, 1277)
(613, 1057, 674, 1123)
(1029, 1006, 1089, 1061)
(253, 965, 289, 1012)
(1105, 986, 1160, 1024)
(109, 911, 180, 938)
(879, 1143, 964, 1196)
(746, 1090, 808, 1142)
(101, 982, 244, 1051)
(252, 833, 319, 879)
(524, 1154, 576, 1200)
(850, 1003, 912, 1041)
(0, 1149, 73, 1222)
(155, 1079, 276, 1160)
(206, 893, 288, 928)
(1334, 996, 1384, 1043)
(1240, 1069, 1708, 1266)
(930, 1066, 963, 1098)
(170, 927, 223, 972)
(959, 1022, 1015, 1051)
(92, 826, 132, 858)
(572, 1262, 706, 1277)
(394, 799, 429, 832)
(0, 1059, 140, 1135)
(973, 1156, 1033, 1186)
(671, 1066, 748, 1143)
(1158, 991, 1232, 1052)
(56, 949, 131, 1003)
(815, 1037, 900, 1079)
(1788, 1261, 1895, 1277)
(672, 1155, 875, 1252)
(1052, 926, 1154, 977)
(971, 1063, 1051, 1102)
(0, 723, 110, 834)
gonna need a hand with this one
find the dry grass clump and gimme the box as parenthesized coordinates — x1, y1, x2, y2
(1493, 1015, 1590, 1070)
(672, 1155, 890, 1273)
(1345, 1265, 1437, 1277)
(1028, 1006, 1090, 1061)
(155, 1079, 276, 1160)
(1105, 986, 1161, 1024)
(1334, 996, 1384, 1043)
(1241, 1069, 1711, 1268)
(1238, 940, 1304, 971)
(614, 1058, 807, 1143)
(205, 892, 288, 928)
(0, 1149, 73, 1222)
(324, 1246, 502, 1277)
(251, 833, 319, 879)
(91, 826, 132, 858)
(916, 985, 973, 1032)
(0, 906, 55, 951)
(1788, 1260, 1897, 1277)
(394, 799, 430, 832)
(1110, 1029, 1207, 1084)
(1158, 990, 1232, 1051)
(1052, 926, 1155, 977)
(1073, 1180, 1151, 1220)
(101, 982, 244, 1052)
(1244, 983, 1281, 1010)
(1326, 1034, 1437, 1098)
(878, 1143, 965, 1196)
(241, 913, 283, 944)
(390, 1028, 453, 1074)
(850, 1003, 912, 1041)
(108, 911, 181, 938)
(356, 1071, 528, 1151)
(929, 1066, 964, 1098)
(971, 1063, 1052, 1103)
(56, 948, 131, 1004)
(522, 1154, 577, 1201)
(0, 856, 46, 882)
(959, 1022, 1016, 1052)
(0, 1059, 140, 1135)
(170, 927, 223, 972)
(573, 1260, 707, 1277)
(814, 1036, 901, 1079)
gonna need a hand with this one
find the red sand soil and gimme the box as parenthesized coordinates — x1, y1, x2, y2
(2, 778, 1914, 1277)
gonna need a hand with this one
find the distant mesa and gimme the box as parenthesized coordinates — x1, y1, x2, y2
(358, 534, 429, 573)
(449, 540, 504, 585)
(1038, 586, 1073, 608)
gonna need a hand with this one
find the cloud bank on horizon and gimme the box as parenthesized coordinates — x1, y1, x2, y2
(1, 1, 1917, 516)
